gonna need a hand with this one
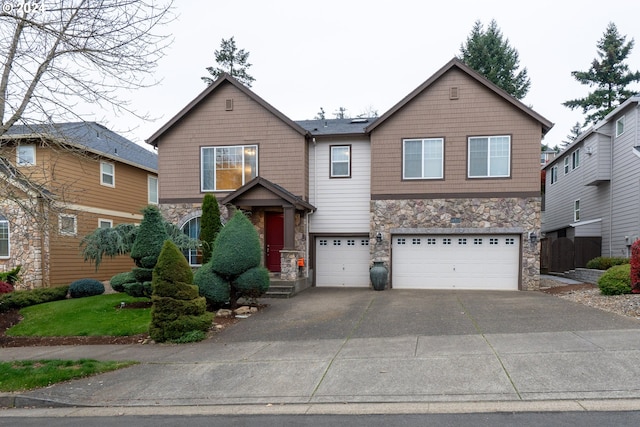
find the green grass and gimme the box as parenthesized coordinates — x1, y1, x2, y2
(0, 359, 137, 392)
(7, 293, 151, 337)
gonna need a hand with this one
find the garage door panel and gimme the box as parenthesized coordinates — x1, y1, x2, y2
(316, 237, 370, 287)
(392, 235, 519, 290)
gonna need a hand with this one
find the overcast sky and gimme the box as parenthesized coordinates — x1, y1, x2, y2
(108, 0, 640, 149)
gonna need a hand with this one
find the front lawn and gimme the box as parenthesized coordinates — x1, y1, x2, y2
(6, 293, 151, 337)
(0, 359, 137, 392)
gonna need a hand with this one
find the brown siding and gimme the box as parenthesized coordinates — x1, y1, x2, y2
(157, 82, 307, 202)
(370, 68, 543, 196)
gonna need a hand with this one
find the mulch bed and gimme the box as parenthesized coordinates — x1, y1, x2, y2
(540, 283, 598, 294)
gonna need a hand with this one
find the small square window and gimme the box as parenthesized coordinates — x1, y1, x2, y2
(413, 238, 421, 245)
(16, 144, 35, 166)
(319, 239, 328, 246)
(442, 238, 451, 245)
(397, 238, 406, 245)
(59, 214, 77, 236)
(427, 238, 436, 245)
(99, 219, 113, 229)
(333, 239, 341, 246)
(489, 238, 498, 245)
(505, 238, 515, 245)
(474, 238, 483, 245)
(347, 239, 355, 246)
(458, 238, 467, 245)
(360, 239, 369, 246)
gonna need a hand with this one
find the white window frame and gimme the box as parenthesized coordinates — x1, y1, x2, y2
(403, 138, 444, 179)
(59, 214, 77, 236)
(330, 145, 351, 178)
(0, 215, 9, 259)
(100, 161, 115, 187)
(550, 165, 558, 185)
(574, 199, 580, 222)
(468, 135, 511, 178)
(571, 149, 580, 170)
(563, 157, 570, 174)
(616, 116, 625, 137)
(181, 216, 202, 266)
(148, 175, 158, 204)
(16, 144, 35, 166)
(201, 145, 258, 191)
(98, 219, 113, 228)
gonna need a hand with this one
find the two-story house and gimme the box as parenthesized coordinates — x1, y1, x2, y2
(0, 122, 158, 288)
(147, 58, 552, 291)
(541, 96, 640, 273)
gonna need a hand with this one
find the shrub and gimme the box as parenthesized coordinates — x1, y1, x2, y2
(200, 194, 222, 264)
(109, 271, 136, 293)
(234, 266, 270, 300)
(130, 205, 169, 269)
(0, 286, 69, 312)
(0, 265, 21, 285)
(598, 264, 632, 295)
(194, 262, 230, 306)
(69, 278, 105, 298)
(631, 240, 640, 294)
(586, 257, 629, 270)
(149, 240, 212, 343)
(0, 281, 14, 294)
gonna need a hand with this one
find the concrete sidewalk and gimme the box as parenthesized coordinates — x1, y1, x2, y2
(2, 287, 640, 414)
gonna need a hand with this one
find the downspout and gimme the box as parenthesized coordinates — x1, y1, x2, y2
(609, 130, 614, 257)
(305, 137, 318, 282)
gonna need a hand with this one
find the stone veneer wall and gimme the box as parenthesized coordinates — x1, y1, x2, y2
(0, 199, 48, 289)
(371, 197, 541, 290)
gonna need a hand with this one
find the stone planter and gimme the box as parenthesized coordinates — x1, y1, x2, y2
(370, 261, 388, 291)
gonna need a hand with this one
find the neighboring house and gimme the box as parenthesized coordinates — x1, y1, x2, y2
(541, 96, 640, 273)
(147, 58, 552, 291)
(0, 122, 158, 288)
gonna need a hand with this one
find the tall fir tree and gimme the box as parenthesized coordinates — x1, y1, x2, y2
(202, 37, 255, 87)
(563, 22, 640, 126)
(459, 20, 531, 99)
(200, 194, 222, 264)
(562, 122, 584, 147)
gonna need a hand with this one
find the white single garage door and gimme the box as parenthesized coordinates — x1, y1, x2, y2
(392, 235, 520, 290)
(316, 237, 370, 287)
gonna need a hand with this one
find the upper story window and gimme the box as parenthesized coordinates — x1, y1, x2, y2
(563, 157, 570, 174)
(201, 145, 257, 191)
(571, 149, 580, 170)
(330, 145, 351, 178)
(403, 138, 444, 179)
(0, 214, 9, 258)
(59, 213, 77, 236)
(616, 116, 625, 137)
(550, 165, 558, 184)
(468, 135, 510, 178)
(574, 199, 580, 222)
(100, 161, 115, 187)
(148, 175, 158, 204)
(16, 144, 35, 166)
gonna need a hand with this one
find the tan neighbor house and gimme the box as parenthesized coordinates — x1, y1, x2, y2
(0, 122, 158, 288)
(147, 58, 552, 292)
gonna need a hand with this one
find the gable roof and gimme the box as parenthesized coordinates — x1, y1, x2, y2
(3, 122, 157, 172)
(365, 57, 554, 136)
(146, 73, 310, 147)
(221, 176, 315, 212)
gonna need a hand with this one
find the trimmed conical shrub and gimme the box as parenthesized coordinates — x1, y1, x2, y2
(149, 240, 212, 343)
(200, 194, 222, 264)
(131, 205, 169, 269)
(211, 211, 261, 277)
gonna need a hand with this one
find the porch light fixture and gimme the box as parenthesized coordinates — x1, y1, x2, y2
(376, 232, 383, 243)
(528, 231, 537, 244)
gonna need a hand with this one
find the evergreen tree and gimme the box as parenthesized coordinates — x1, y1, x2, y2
(459, 20, 531, 99)
(562, 122, 584, 147)
(563, 22, 640, 126)
(200, 194, 222, 264)
(202, 37, 255, 87)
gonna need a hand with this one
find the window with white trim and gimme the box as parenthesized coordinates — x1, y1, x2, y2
(0, 214, 9, 258)
(181, 216, 201, 266)
(59, 214, 77, 236)
(330, 145, 351, 178)
(403, 138, 444, 179)
(563, 157, 569, 174)
(99, 219, 113, 228)
(616, 116, 625, 137)
(148, 176, 158, 204)
(571, 149, 580, 170)
(100, 161, 115, 187)
(550, 165, 558, 184)
(574, 199, 580, 222)
(16, 144, 35, 166)
(201, 145, 257, 191)
(468, 135, 510, 178)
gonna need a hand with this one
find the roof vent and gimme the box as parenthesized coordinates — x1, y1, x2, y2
(449, 87, 459, 100)
(350, 118, 369, 124)
(225, 99, 233, 111)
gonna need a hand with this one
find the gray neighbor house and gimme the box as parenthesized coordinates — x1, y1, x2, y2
(541, 95, 640, 273)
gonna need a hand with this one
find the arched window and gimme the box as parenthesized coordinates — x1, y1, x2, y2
(181, 216, 201, 266)
(0, 214, 9, 258)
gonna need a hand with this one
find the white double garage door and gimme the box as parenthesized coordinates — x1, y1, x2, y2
(316, 234, 520, 290)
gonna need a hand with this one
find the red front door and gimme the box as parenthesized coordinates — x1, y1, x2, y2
(265, 212, 284, 272)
